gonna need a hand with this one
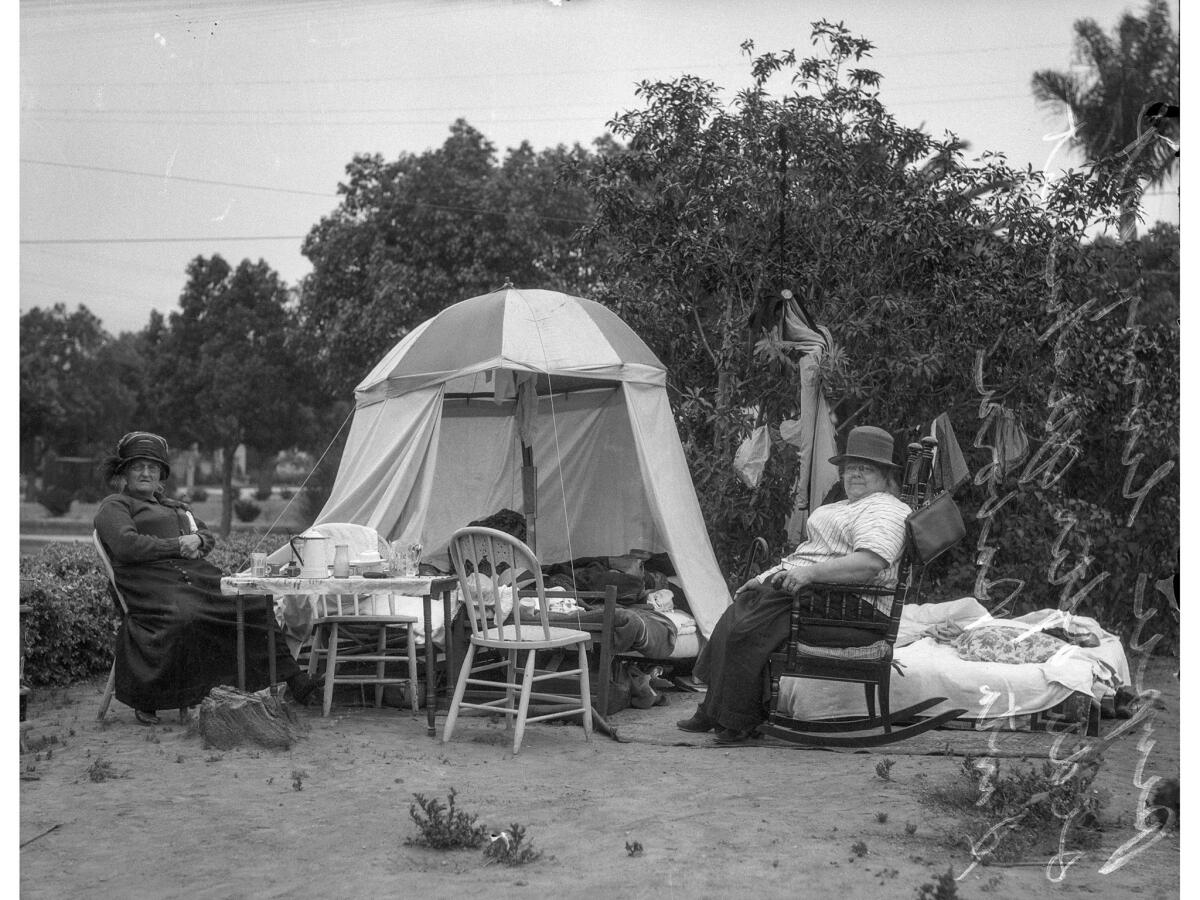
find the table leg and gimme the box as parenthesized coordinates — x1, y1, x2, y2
(236, 595, 246, 691)
(266, 595, 277, 695)
(441, 587, 455, 696)
(424, 593, 436, 736)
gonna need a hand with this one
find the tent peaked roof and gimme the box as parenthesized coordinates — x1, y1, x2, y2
(356, 287, 666, 403)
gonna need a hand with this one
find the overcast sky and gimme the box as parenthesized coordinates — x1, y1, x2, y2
(19, 0, 1182, 336)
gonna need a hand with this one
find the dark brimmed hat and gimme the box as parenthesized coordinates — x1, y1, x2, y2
(829, 426, 898, 470)
(117, 431, 171, 478)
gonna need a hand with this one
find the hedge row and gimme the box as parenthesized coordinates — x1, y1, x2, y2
(18, 532, 290, 687)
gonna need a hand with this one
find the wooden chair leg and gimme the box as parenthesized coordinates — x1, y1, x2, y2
(505, 649, 519, 730)
(879, 668, 892, 734)
(321, 623, 339, 717)
(306, 627, 322, 678)
(864, 683, 876, 721)
(513, 648, 538, 755)
(577, 641, 592, 740)
(375, 626, 386, 709)
(406, 625, 419, 713)
(97, 659, 117, 721)
(441, 643, 475, 744)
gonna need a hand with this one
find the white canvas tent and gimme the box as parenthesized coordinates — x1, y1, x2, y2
(315, 287, 730, 638)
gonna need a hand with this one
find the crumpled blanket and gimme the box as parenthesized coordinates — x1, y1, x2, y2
(952, 624, 1068, 665)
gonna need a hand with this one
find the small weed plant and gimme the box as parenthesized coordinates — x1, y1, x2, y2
(86, 758, 120, 782)
(482, 823, 542, 866)
(925, 753, 1109, 863)
(915, 866, 959, 900)
(875, 757, 895, 781)
(406, 788, 488, 850)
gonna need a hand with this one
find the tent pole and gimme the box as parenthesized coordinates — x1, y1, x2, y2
(521, 443, 537, 552)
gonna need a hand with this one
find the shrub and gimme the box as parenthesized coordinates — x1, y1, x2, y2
(482, 823, 542, 866)
(254, 486, 273, 502)
(20, 543, 117, 686)
(278, 488, 294, 501)
(405, 789, 488, 850)
(916, 867, 959, 900)
(37, 486, 74, 517)
(73, 484, 106, 504)
(189, 487, 209, 503)
(930, 754, 1109, 865)
(206, 531, 290, 576)
(232, 498, 261, 523)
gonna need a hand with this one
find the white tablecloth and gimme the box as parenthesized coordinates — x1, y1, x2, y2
(221, 574, 457, 655)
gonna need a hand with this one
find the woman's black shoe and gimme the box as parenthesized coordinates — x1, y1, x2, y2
(676, 711, 718, 733)
(714, 727, 755, 745)
(135, 709, 160, 726)
(286, 672, 322, 705)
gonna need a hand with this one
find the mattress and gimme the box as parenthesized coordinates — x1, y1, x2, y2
(777, 597, 1130, 725)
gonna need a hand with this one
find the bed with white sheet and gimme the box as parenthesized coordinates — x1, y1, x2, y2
(777, 597, 1130, 727)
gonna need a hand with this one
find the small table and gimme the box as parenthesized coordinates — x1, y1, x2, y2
(220, 574, 459, 735)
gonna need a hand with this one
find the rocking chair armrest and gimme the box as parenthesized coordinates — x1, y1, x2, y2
(791, 583, 898, 625)
(797, 582, 894, 598)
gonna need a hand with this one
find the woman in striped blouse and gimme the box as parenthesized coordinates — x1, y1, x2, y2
(677, 426, 911, 744)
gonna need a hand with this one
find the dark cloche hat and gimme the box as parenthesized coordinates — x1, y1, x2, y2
(829, 426, 899, 470)
(117, 431, 171, 478)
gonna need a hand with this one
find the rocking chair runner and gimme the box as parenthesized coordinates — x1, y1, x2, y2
(761, 437, 969, 748)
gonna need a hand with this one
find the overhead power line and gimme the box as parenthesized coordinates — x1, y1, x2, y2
(21, 235, 306, 245)
(20, 156, 592, 244)
(21, 158, 336, 198)
(23, 42, 1075, 89)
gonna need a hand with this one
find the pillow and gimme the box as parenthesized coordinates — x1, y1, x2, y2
(896, 597, 990, 647)
(952, 624, 1067, 665)
(660, 609, 696, 636)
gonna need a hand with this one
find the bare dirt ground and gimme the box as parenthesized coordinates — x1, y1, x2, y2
(19, 658, 1181, 899)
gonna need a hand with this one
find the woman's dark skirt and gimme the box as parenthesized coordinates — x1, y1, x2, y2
(113, 559, 296, 711)
(694, 582, 887, 732)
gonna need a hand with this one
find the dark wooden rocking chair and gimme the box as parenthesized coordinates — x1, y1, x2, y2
(760, 437, 970, 748)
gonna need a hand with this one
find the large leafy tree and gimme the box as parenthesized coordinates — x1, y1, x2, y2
(1031, 0, 1179, 233)
(574, 22, 1176, 641)
(19, 304, 146, 483)
(296, 119, 602, 399)
(147, 255, 306, 535)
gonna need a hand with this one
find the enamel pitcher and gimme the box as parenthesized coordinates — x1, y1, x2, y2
(290, 528, 330, 579)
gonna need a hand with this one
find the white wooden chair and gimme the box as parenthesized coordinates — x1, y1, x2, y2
(305, 586, 421, 717)
(295, 523, 421, 717)
(443, 526, 593, 754)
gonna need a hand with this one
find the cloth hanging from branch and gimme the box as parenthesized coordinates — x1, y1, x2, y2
(733, 425, 771, 489)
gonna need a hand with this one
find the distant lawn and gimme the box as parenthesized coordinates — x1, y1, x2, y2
(20, 485, 311, 534)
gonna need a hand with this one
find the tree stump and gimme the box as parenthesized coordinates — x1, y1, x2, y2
(198, 685, 307, 751)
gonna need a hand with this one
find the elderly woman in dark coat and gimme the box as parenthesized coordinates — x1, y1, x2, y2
(94, 431, 316, 724)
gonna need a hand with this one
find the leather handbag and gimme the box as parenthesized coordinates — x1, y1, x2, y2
(906, 491, 966, 564)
